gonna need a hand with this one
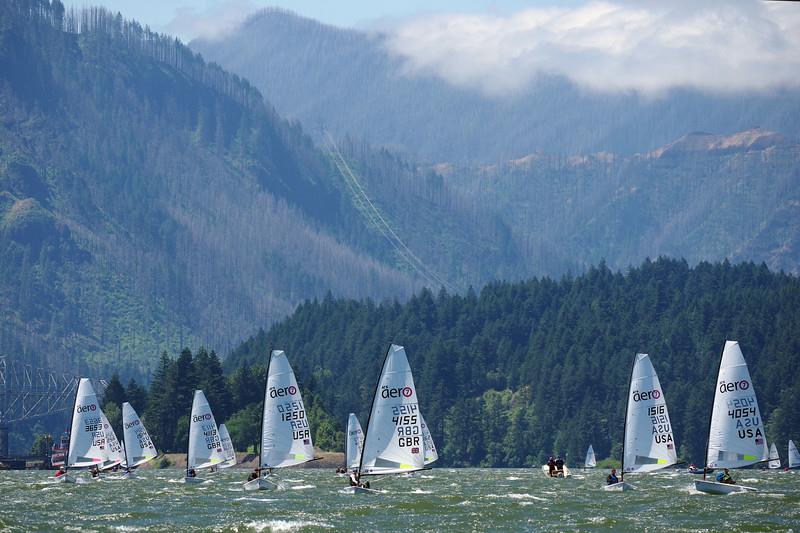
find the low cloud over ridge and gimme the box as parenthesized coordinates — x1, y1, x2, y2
(384, 1, 800, 96)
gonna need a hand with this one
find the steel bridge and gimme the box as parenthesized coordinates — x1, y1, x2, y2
(0, 356, 107, 458)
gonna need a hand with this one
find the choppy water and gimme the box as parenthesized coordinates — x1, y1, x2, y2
(0, 468, 797, 532)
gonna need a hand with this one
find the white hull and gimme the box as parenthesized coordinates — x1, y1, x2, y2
(56, 474, 76, 484)
(694, 479, 757, 495)
(603, 482, 636, 492)
(243, 478, 278, 491)
(339, 485, 379, 494)
(541, 464, 571, 478)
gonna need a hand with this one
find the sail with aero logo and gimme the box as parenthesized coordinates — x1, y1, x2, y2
(421, 415, 438, 465)
(359, 344, 425, 476)
(259, 350, 315, 469)
(218, 423, 237, 468)
(346, 413, 364, 472)
(623, 353, 678, 473)
(67, 378, 107, 469)
(121, 402, 158, 469)
(695, 341, 767, 494)
(99, 411, 124, 471)
(187, 390, 225, 473)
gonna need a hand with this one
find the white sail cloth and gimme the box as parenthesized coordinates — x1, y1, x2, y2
(585, 445, 596, 468)
(623, 354, 677, 473)
(706, 341, 768, 468)
(67, 378, 107, 468)
(122, 402, 158, 468)
(360, 344, 425, 475)
(768, 443, 781, 469)
(789, 440, 800, 469)
(346, 413, 364, 471)
(421, 415, 438, 465)
(100, 412, 124, 470)
(187, 390, 225, 471)
(260, 350, 315, 469)
(218, 424, 236, 468)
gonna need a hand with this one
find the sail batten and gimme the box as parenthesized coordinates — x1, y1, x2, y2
(260, 350, 315, 469)
(623, 353, 677, 473)
(705, 341, 768, 469)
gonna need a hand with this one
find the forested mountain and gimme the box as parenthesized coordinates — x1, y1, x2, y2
(226, 258, 800, 467)
(191, 9, 800, 163)
(0, 0, 415, 377)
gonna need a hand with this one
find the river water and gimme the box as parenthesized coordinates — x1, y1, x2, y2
(0, 468, 797, 531)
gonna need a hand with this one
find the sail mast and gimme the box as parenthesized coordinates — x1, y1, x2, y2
(702, 343, 726, 481)
(357, 344, 393, 475)
(259, 347, 273, 470)
(65, 378, 80, 473)
(620, 353, 637, 483)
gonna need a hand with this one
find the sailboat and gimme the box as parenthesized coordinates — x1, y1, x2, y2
(243, 350, 316, 491)
(421, 415, 438, 466)
(789, 440, 800, 470)
(342, 344, 427, 494)
(768, 443, 781, 469)
(218, 424, 237, 468)
(343, 413, 364, 475)
(99, 412, 124, 472)
(604, 353, 677, 492)
(695, 341, 768, 494)
(57, 378, 108, 483)
(120, 402, 158, 477)
(184, 389, 226, 483)
(585, 445, 597, 469)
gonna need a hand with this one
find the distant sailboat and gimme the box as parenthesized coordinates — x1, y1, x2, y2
(768, 443, 781, 469)
(121, 402, 158, 477)
(421, 415, 438, 465)
(605, 353, 677, 492)
(243, 350, 316, 491)
(695, 341, 767, 494)
(585, 445, 596, 469)
(343, 344, 428, 494)
(184, 390, 225, 483)
(58, 378, 107, 483)
(218, 424, 237, 468)
(345, 413, 364, 474)
(99, 412, 124, 472)
(789, 440, 800, 470)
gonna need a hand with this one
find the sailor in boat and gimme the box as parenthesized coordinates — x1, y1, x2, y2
(54, 466, 67, 478)
(715, 468, 735, 485)
(606, 468, 619, 485)
(90, 466, 100, 479)
(555, 456, 565, 476)
(348, 471, 370, 489)
(547, 456, 557, 477)
(247, 468, 259, 482)
(187, 468, 197, 479)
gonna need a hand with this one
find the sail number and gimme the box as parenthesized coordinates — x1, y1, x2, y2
(647, 404, 674, 444)
(392, 405, 421, 447)
(277, 401, 310, 441)
(84, 416, 107, 447)
(201, 423, 221, 450)
(726, 396, 763, 440)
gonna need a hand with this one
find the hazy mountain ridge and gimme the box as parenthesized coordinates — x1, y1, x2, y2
(191, 8, 800, 163)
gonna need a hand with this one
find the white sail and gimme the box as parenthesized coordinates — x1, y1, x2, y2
(187, 390, 225, 471)
(346, 413, 364, 471)
(789, 440, 800, 469)
(99, 412, 124, 470)
(122, 402, 158, 468)
(260, 350, 315, 469)
(706, 341, 768, 469)
(67, 378, 107, 468)
(218, 423, 237, 468)
(360, 344, 425, 475)
(768, 443, 781, 469)
(585, 445, 597, 468)
(623, 354, 677, 473)
(421, 415, 438, 465)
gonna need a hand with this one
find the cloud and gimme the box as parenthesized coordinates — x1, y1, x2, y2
(383, 0, 800, 96)
(165, 0, 256, 42)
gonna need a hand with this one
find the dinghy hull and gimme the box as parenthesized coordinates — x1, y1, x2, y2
(541, 465, 571, 478)
(56, 474, 76, 484)
(694, 479, 756, 495)
(339, 486, 379, 494)
(603, 482, 635, 492)
(243, 478, 277, 491)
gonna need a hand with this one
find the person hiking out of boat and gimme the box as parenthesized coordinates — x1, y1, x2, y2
(349, 471, 359, 487)
(606, 468, 619, 485)
(555, 456, 565, 474)
(187, 468, 196, 478)
(247, 468, 259, 482)
(55, 466, 66, 478)
(547, 456, 556, 477)
(716, 468, 735, 484)
(90, 466, 100, 479)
